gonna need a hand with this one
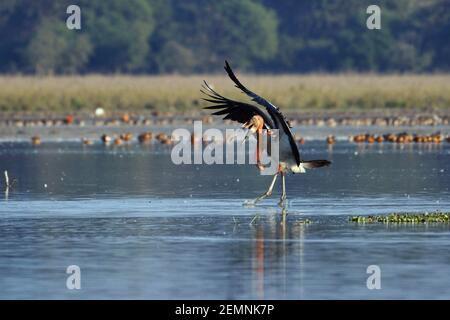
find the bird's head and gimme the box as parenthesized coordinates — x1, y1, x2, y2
(243, 115, 265, 133)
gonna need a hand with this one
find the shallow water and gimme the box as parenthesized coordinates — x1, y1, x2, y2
(1, 141, 450, 299)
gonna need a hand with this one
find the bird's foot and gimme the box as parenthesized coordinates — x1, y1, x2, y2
(256, 163, 265, 171)
(243, 199, 257, 207)
(278, 197, 287, 208)
(243, 192, 271, 207)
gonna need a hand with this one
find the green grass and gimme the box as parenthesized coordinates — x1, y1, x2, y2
(0, 74, 450, 114)
(350, 212, 450, 224)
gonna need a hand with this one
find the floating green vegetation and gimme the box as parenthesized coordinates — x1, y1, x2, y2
(294, 219, 312, 225)
(350, 212, 450, 224)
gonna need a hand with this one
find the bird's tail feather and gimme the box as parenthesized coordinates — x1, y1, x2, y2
(301, 160, 332, 169)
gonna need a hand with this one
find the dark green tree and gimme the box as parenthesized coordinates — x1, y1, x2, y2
(416, 0, 450, 71)
(81, 0, 155, 72)
(24, 18, 92, 74)
(149, 0, 278, 72)
(0, 0, 448, 73)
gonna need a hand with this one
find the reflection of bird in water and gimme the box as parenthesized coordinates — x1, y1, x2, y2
(202, 61, 331, 207)
(3, 170, 18, 201)
(250, 212, 308, 299)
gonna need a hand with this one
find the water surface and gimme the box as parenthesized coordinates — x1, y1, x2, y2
(1, 141, 450, 299)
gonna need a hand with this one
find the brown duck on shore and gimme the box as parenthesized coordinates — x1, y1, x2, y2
(326, 135, 336, 145)
(191, 133, 201, 145)
(366, 134, 375, 143)
(155, 132, 168, 142)
(31, 136, 41, 145)
(81, 138, 93, 145)
(120, 132, 133, 142)
(113, 137, 123, 146)
(138, 132, 153, 143)
(101, 134, 112, 144)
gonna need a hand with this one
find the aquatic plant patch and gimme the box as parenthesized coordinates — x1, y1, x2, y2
(349, 212, 450, 224)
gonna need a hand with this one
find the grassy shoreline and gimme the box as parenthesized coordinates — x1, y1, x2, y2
(0, 74, 449, 114)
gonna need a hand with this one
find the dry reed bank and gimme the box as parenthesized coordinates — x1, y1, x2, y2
(0, 74, 449, 115)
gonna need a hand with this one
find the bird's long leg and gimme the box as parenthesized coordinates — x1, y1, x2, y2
(256, 128, 265, 171)
(244, 173, 278, 206)
(278, 172, 287, 207)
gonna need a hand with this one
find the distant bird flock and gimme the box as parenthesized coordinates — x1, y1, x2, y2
(22, 117, 450, 147)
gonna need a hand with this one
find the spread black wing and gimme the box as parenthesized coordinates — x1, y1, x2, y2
(201, 81, 275, 130)
(223, 61, 301, 166)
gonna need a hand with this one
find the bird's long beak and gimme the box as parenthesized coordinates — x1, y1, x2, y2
(241, 119, 256, 144)
(242, 130, 251, 145)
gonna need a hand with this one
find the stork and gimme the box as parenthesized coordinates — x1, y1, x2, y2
(201, 61, 331, 207)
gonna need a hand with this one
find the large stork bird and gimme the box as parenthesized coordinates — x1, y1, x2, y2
(202, 61, 331, 207)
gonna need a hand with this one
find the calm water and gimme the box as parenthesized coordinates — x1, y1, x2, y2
(1, 141, 450, 299)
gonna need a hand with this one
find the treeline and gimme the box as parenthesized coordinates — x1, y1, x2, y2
(0, 0, 448, 74)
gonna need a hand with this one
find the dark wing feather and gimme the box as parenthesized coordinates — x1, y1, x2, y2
(201, 81, 274, 129)
(224, 61, 301, 165)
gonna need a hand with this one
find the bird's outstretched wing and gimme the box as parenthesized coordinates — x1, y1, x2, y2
(224, 61, 290, 128)
(224, 61, 301, 165)
(201, 81, 275, 130)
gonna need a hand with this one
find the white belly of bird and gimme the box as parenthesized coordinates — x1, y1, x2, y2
(290, 163, 306, 173)
(275, 133, 306, 174)
(278, 161, 306, 174)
